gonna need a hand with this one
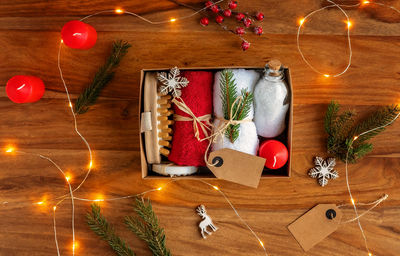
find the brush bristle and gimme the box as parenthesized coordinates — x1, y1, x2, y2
(157, 93, 174, 157)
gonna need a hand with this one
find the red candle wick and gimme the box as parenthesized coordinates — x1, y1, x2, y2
(17, 83, 26, 90)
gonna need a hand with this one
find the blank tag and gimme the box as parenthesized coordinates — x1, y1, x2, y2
(288, 204, 342, 251)
(208, 149, 266, 188)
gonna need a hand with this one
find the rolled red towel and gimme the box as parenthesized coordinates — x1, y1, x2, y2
(168, 71, 214, 166)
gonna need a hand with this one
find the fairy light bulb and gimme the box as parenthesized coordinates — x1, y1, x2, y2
(65, 175, 71, 182)
(115, 8, 124, 14)
(94, 194, 104, 202)
(5, 146, 14, 153)
(157, 187, 163, 191)
(72, 241, 78, 251)
(259, 240, 265, 248)
(346, 20, 353, 29)
(323, 74, 330, 78)
(36, 201, 44, 205)
(362, 0, 370, 4)
(89, 161, 93, 169)
(170, 18, 176, 22)
(351, 198, 355, 205)
(69, 102, 72, 108)
(213, 186, 219, 190)
(368, 253, 372, 256)
(53, 206, 57, 211)
(298, 17, 305, 26)
(60, 39, 64, 44)
(354, 136, 359, 141)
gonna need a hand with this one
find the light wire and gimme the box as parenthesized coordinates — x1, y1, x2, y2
(296, 0, 400, 78)
(343, 110, 400, 255)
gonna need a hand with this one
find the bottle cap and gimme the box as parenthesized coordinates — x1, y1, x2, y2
(266, 59, 282, 76)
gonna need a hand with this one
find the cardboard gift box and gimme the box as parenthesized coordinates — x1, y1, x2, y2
(139, 66, 293, 188)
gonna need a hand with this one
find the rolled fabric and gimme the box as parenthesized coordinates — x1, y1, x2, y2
(211, 69, 260, 155)
(168, 71, 214, 166)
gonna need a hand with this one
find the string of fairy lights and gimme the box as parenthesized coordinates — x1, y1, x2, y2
(343, 110, 400, 256)
(297, 0, 400, 78)
(4, 3, 271, 256)
(298, 1, 400, 255)
(1, 0, 399, 255)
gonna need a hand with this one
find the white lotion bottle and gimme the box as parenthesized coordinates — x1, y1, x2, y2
(254, 60, 289, 138)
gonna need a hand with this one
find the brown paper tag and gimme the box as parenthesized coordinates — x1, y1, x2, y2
(288, 204, 342, 252)
(208, 149, 266, 188)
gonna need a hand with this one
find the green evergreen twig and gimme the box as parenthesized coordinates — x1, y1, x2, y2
(125, 198, 171, 256)
(324, 101, 399, 163)
(86, 204, 136, 256)
(74, 40, 131, 114)
(219, 70, 254, 143)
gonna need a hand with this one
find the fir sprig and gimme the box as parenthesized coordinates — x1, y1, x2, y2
(86, 204, 135, 256)
(124, 198, 171, 256)
(74, 40, 131, 114)
(219, 70, 254, 143)
(324, 101, 399, 163)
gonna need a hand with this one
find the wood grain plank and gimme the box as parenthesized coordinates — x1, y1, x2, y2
(0, 0, 202, 17)
(0, 31, 400, 104)
(1, 149, 399, 255)
(0, 1, 400, 36)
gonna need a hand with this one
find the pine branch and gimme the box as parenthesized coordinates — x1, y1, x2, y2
(219, 70, 253, 143)
(324, 102, 399, 163)
(220, 70, 237, 121)
(324, 100, 340, 135)
(86, 204, 136, 256)
(351, 105, 400, 143)
(124, 198, 171, 256)
(74, 40, 131, 114)
(236, 89, 254, 120)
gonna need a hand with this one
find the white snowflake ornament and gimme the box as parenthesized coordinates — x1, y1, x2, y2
(308, 157, 339, 187)
(157, 67, 189, 97)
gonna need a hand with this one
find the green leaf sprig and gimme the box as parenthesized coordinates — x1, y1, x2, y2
(220, 69, 254, 143)
(74, 40, 131, 114)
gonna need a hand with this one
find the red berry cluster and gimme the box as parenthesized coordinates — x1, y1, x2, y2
(200, 1, 264, 51)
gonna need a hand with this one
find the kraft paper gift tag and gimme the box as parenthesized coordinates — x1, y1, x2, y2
(288, 204, 342, 251)
(208, 148, 266, 188)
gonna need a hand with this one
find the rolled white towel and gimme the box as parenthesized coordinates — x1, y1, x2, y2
(211, 69, 260, 155)
(211, 120, 259, 155)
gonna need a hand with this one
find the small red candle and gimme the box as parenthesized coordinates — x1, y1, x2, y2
(6, 75, 45, 103)
(259, 140, 288, 169)
(61, 20, 97, 50)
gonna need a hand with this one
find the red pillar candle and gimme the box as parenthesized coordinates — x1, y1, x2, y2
(6, 75, 45, 103)
(61, 20, 97, 50)
(258, 140, 288, 169)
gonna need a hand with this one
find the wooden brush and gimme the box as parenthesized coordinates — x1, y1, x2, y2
(142, 72, 174, 164)
(141, 71, 199, 177)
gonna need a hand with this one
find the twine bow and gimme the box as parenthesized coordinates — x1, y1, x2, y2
(200, 96, 251, 167)
(171, 96, 251, 167)
(172, 97, 212, 141)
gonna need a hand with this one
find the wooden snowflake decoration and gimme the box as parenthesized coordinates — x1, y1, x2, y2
(308, 157, 339, 187)
(157, 67, 189, 97)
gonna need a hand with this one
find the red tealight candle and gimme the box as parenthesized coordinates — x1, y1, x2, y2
(6, 75, 45, 103)
(61, 20, 97, 50)
(258, 140, 288, 169)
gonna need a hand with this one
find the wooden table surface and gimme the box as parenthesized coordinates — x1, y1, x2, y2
(1, 0, 400, 255)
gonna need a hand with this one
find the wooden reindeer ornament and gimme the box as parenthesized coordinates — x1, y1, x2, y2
(196, 205, 218, 239)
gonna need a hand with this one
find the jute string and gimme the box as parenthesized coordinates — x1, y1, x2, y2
(171, 96, 251, 167)
(172, 97, 212, 141)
